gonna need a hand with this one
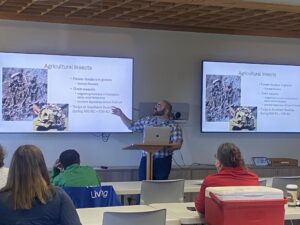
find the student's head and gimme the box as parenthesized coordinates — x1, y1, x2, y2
(3, 144, 52, 209)
(153, 100, 173, 118)
(215, 143, 245, 170)
(0, 145, 5, 168)
(59, 149, 80, 169)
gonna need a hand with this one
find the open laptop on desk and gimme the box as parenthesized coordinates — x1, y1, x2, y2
(143, 126, 171, 145)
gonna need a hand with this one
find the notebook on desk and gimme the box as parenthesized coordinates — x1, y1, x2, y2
(143, 126, 171, 145)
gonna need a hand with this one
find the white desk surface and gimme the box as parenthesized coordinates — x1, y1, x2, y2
(77, 205, 180, 225)
(150, 202, 204, 225)
(285, 207, 300, 220)
(102, 178, 274, 196)
(102, 179, 202, 195)
(77, 197, 300, 225)
(150, 202, 300, 224)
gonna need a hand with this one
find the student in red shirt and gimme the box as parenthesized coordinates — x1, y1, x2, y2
(194, 142, 259, 215)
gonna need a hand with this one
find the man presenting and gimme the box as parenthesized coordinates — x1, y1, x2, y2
(112, 100, 183, 180)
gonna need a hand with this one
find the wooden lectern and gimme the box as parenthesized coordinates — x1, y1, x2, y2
(123, 144, 177, 180)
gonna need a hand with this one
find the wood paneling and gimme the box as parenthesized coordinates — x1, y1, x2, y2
(96, 165, 300, 182)
(0, 0, 300, 38)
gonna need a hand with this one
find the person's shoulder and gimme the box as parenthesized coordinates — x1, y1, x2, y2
(133, 115, 152, 125)
(52, 186, 64, 194)
(52, 186, 70, 199)
(80, 165, 95, 169)
(50, 186, 73, 205)
(168, 119, 182, 127)
(140, 115, 153, 120)
(203, 172, 219, 183)
(245, 169, 259, 177)
(145, 115, 157, 122)
(0, 189, 9, 198)
(162, 119, 175, 126)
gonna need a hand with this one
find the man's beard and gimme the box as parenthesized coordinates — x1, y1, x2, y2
(153, 108, 166, 116)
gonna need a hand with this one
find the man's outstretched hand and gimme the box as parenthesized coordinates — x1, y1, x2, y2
(111, 106, 123, 116)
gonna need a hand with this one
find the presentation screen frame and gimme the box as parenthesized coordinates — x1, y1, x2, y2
(0, 52, 134, 133)
(201, 60, 300, 133)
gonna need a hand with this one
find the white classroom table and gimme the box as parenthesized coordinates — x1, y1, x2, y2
(102, 178, 273, 196)
(150, 202, 205, 225)
(102, 178, 273, 204)
(149, 202, 300, 224)
(102, 179, 202, 195)
(77, 205, 181, 225)
(285, 207, 300, 220)
(77, 199, 300, 225)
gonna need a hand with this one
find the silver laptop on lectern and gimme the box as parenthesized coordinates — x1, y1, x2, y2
(143, 126, 171, 145)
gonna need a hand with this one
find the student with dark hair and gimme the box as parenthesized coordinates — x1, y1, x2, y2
(59, 149, 80, 169)
(194, 142, 259, 215)
(0, 145, 81, 225)
(0, 145, 9, 189)
(51, 149, 100, 187)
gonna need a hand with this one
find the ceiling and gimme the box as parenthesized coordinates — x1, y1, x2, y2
(1, 0, 300, 38)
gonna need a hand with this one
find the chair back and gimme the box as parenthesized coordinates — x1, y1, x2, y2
(259, 179, 267, 186)
(63, 185, 121, 208)
(272, 176, 300, 196)
(102, 209, 166, 225)
(140, 179, 184, 205)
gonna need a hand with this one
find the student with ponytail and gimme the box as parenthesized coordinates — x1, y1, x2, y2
(194, 142, 259, 215)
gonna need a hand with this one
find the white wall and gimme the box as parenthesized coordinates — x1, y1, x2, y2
(1, 19, 300, 168)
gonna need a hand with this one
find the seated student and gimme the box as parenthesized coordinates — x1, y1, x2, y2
(0, 144, 81, 225)
(194, 142, 259, 215)
(51, 149, 100, 187)
(0, 145, 9, 189)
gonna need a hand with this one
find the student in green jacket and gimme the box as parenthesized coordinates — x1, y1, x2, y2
(51, 149, 100, 187)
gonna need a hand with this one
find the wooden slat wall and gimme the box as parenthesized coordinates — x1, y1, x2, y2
(0, 0, 299, 38)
